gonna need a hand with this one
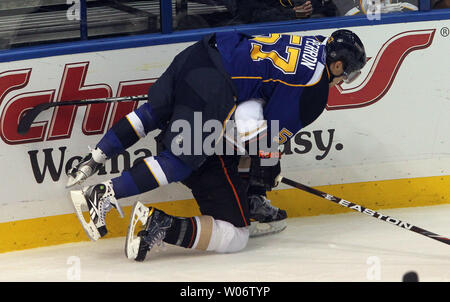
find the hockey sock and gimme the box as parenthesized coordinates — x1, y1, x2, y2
(163, 216, 213, 250)
(111, 150, 192, 199)
(164, 216, 249, 253)
(97, 103, 160, 158)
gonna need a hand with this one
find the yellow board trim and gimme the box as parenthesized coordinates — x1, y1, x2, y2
(1, 175, 450, 253)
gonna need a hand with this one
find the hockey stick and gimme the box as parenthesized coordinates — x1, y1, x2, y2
(17, 95, 148, 135)
(279, 176, 450, 246)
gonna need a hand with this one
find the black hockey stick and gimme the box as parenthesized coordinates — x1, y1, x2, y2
(279, 176, 450, 246)
(17, 95, 148, 135)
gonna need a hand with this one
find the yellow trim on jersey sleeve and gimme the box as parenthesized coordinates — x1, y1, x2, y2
(261, 72, 323, 87)
(125, 115, 142, 138)
(143, 160, 161, 186)
(231, 67, 325, 88)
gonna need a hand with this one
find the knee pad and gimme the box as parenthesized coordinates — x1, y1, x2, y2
(206, 219, 249, 253)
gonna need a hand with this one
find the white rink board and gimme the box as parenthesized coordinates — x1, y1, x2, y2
(0, 19, 449, 223)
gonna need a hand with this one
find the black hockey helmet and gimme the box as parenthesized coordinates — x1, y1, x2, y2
(326, 29, 366, 83)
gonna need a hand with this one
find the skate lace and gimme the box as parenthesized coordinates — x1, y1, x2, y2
(101, 184, 118, 211)
(250, 195, 279, 219)
(260, 196, 277, 211)
(153, 232, 166, 249)
(102, 198, 113, 212)
(144, 229, 166, 251)
(98, 198, 112, 224)
(142, 214, 172, 251)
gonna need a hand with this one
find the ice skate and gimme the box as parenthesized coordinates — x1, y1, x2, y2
(125, 202, 173, 262)
(248, 195, 287, 237)
(66, 147, 106, 188)
(70, 181, 124, 241)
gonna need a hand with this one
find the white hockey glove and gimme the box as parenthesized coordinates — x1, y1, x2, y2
(66, 147, 107, 188)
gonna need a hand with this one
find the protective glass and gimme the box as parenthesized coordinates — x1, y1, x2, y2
(343, 70, 362, 84)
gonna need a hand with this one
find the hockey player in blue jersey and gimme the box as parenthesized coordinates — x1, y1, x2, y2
(66, 29, 366, 261)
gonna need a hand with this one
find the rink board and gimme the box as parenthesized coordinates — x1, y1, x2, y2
(1, 175, 450, 253)
(0, 19, 449, 252)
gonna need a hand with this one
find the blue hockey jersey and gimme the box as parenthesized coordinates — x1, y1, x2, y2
(216, 31, 330, 144)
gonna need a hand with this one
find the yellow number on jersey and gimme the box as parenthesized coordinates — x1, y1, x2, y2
(277, 128, 293, 144)
(250, 34, 302, 74)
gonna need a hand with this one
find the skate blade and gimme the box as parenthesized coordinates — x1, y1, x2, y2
(249, 220, 287, 238)
(65, 176, 78, 188)
(65, 170, 89, 188)
(70, 190, 101, 242)
(66, 174, 84, 188)
(115, 201, 125, 219)
(125, 201, 149, 260)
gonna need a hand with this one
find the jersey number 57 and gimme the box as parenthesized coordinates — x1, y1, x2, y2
(250, 34, 302, 74)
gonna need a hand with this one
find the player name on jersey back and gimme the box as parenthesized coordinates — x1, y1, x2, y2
(301, 38, 322, 71)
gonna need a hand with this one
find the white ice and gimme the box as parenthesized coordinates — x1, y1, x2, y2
(0, 204, 449, 282)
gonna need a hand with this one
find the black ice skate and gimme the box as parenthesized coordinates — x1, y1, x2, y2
(125, 202, 173, 262)
(248, 195, 287, 237)
(70, 181, 124, 241)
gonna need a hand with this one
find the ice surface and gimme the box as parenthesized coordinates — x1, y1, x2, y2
(0, 205, 448, 282)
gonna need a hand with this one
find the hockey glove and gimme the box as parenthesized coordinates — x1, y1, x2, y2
(249, 153, 281, 191)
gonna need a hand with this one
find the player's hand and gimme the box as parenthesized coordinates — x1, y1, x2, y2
(253, 151, 281, 189)
(293, 1, 313, 18)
